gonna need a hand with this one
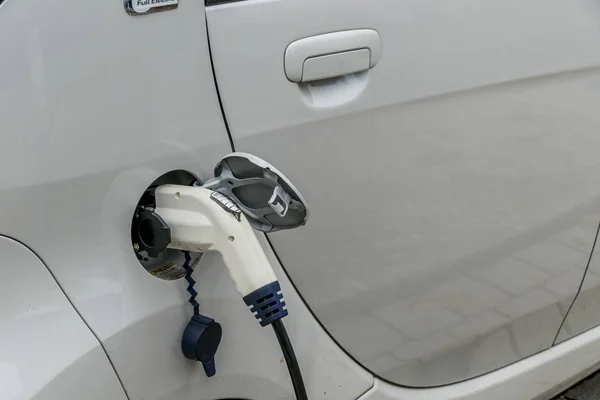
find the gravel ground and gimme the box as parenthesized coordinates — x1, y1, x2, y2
(554, 371, 600, 400)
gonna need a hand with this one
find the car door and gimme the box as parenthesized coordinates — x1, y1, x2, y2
(206, 0, 600, 387)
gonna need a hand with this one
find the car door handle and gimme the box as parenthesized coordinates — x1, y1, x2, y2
(284, 29, 381, 83)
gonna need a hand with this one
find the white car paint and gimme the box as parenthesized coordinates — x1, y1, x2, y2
(359, 322, 600, 400)
(206, 0, 600, 387)
(0, 236, 127, 400)
(3, 0, 600, 398)
(556, 225, 600, 343)
(0, 0, 371, 399)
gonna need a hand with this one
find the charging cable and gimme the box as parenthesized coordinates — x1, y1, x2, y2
(272, 319, 308, 400)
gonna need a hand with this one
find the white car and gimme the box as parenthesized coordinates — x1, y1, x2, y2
(2, 0, 600, 399)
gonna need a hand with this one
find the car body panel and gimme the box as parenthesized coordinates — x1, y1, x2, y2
(4, 0, 600, 397)
(0, 0, 372, 399)
(358, 322, 600, 400)
(206, 0, 600, 386)
(555, 222, 600, 344)
(0, 236, 127, 400)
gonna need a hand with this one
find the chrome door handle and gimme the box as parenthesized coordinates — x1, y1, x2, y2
(284, 29, 382, 83)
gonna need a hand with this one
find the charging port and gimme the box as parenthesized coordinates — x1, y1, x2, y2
(131, 170, 203, 280)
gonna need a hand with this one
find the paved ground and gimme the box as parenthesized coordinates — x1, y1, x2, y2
(554, 371, 600, 400)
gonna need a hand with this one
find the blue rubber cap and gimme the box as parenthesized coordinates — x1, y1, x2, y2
(243, 281, 288, 327)
(181, 314, 222, 377)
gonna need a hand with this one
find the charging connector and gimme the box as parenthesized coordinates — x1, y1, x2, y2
(154, 185, 288, 324)
(139, 153, 309, 399)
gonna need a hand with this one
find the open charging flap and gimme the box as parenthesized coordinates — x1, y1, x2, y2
(202, 152, 309, 233)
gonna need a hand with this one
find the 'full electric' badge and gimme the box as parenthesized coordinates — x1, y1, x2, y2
(125, 0, 178, 15)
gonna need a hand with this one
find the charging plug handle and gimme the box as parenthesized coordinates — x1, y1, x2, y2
(154, 185, 288, 325)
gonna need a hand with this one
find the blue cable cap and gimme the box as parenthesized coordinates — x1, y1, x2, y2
(181, 314, 222, 377)
(243, 281, 288, 327)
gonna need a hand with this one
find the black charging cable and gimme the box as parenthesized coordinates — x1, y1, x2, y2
(272, 319, 308, 400)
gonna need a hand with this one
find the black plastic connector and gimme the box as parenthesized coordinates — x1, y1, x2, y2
(131, 208, 171, 257)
